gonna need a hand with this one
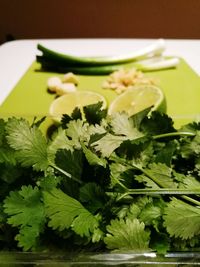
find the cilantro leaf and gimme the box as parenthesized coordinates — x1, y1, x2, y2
(48, 128, 73, 163)
(179, 121, 200, 133)
(118, 137, 153, 166)
(65, 120, 89, 148)
(5, 118, 48, 171)
(15, 225, 42, 251)
(110, 112, 144, 139)
(79, 182, 105, 212)
(0, 147, 17, 165)
(3, 185, 45, 251)
(109, 162, 131, 188)
(142, 163, 177, 188)
(61, 107, 82, 127)
(141, 111, 175, 135)
(180, 131, 200, 158)
(0, 119, 5, 146)
(135, 174, 160, 188)
(0, 119, 16, 165)
(84, 102, 107, 125)
(43, 188, 99, 238)
(104, 218, 150, 251)
(0, 163, 23, 184)
(55, 149, 83, 182)
(154, 140, 177, 167)
(81, 143, 107, 168)
(92, 133, 127, 158)
(150, 232, 170, 254)
(139, 204, 162, 226)
(163, 197, 200, 239)
(179, 175, 200, 190)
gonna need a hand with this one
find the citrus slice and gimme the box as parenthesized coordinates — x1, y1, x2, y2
(49, 90, 107, 121)
(108, 85, 166, 116)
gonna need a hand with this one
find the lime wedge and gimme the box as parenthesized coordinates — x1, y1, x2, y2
(108, 85, 166, 116)
(49, 91, 107, 121)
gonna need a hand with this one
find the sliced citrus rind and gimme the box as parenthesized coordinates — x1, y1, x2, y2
(49, 90, 107, 122)
(108, 85, 166, 116)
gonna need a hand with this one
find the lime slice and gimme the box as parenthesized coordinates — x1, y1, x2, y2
(49, 90, 107, 121)
(108, 85, 166, 116)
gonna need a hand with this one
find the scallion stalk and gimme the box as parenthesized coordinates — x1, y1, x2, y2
(37, 39, 166, 66)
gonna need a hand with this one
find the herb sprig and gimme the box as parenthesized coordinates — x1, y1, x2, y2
(0, 105, 200, 253)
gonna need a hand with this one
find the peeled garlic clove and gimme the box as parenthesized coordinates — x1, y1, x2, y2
(56, 83, 76, 95)
(62, 72, 79, 85)
(47, 77, 62, 92)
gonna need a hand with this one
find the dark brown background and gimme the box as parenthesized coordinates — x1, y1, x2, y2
(0, 0, 200, 44)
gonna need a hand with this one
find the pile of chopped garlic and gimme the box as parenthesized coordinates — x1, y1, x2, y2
(102, 68, 157, 94)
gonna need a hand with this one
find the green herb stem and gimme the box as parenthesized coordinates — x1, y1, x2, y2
(127, 188, 200, 195)
(181, 195, 200, 206)
(50, 164, 83, 184)
(153, 131, 195, 140)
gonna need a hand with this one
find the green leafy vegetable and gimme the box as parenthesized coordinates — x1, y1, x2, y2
(1, 105, 200, 253)
(43, 188, 100, 238)
(164, 197, 200, 239)
(5, 118, 48, 171)
(104, 218, 150, 251)
(3, 186, 45, 251)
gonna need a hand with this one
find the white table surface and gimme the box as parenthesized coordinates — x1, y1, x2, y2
(0, 38, 200, 105)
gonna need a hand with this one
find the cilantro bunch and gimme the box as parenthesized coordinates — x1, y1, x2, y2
(0, 104, 200, 253)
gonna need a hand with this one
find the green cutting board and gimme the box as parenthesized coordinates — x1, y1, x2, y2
(0, 59, 200, 129)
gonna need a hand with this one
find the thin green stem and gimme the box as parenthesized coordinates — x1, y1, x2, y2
(181, 195, 200, 206)
(50, 164, 82, 184)
(110, 155, 200, 206)
(127, 188, 200, 195)
(153, 131, 195, 140)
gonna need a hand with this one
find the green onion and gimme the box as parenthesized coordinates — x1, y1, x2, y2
(134, 57, 180, 71)
(37, 39, 166, 66)
(36, 39, 180, 75)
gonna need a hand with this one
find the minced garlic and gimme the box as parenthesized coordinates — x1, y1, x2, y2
(102, 68, 158, 94)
